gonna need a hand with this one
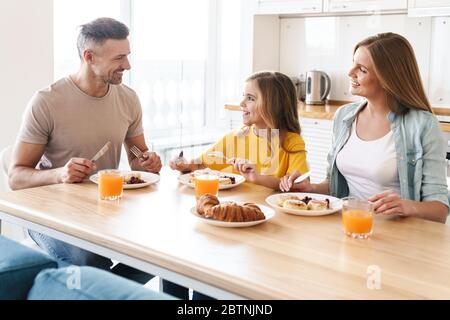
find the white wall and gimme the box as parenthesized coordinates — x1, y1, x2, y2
(0, 0, 53, 151)
(279, 14, 434, 102)
(252, 13, 450, 107)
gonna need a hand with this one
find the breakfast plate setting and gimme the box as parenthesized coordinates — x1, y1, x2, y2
(89, 171, 160, 189)
(265, 192, 342, 216)
(178, 168, 245, 190)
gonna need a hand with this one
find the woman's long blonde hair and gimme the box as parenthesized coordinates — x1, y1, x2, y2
(355, 32, 432, 114)
(241, 71, 301, 153)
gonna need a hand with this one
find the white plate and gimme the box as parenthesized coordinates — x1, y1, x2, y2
(89, 171, 160, 189)
(190, 204, 275, 227)
(265, 193, 342, 216)
(178, 172, 245, 190)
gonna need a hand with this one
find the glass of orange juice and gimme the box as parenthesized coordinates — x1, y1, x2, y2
(342, 197, 374, 239)
(98, 170, 124, 201)
(194, 174, 219, 199)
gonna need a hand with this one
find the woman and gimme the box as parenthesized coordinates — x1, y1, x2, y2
(280, 32, 449, 223)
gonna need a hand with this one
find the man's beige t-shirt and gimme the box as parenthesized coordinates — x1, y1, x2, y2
(19, 77, 143, 171)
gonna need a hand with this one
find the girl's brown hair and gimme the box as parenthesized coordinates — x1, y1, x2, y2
(355, 32, 432, 114)
(246, 71, 301, 134)
(241, 71, 302, 154)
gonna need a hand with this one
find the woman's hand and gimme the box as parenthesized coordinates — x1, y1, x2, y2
(369, 190, 411, 217)
(279, 170, 312, 192)
(369, 190, 448, 223)
(233, 159, 259, 182)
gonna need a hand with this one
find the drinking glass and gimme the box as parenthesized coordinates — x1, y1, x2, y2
(194, 174, 219, 199)
(342, 197, 374, 239)
(98, 170, 124, 201)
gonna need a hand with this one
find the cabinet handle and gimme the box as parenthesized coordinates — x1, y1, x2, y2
(331, 4, 348, 9)
(300, 6, 317, 11)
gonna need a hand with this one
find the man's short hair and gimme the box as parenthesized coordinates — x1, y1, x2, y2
(77, 17, 129, 59)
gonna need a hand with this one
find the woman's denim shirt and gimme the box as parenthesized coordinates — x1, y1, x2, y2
(327, 100, 449, 208)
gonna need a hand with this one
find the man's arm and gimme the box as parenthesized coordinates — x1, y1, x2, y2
(124, 134, 162, 173)
(8, 142, 96, 190)
(9, 142, 58, 190)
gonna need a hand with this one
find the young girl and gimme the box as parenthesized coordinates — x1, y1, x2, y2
(280, 33, 449, 223)
(170, 71, 309, 190)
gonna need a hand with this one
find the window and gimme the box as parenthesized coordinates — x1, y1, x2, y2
(53, 0, 122, 80)
(131, 0, 209, 137)
(217, 0, 242, 123)
(53, 0, 242, 163)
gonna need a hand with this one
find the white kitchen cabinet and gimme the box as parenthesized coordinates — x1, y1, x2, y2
(409, 0, 450, 8)
(428, 17, 450, 106)
(256, 0, 323, 15)
(324, 0, 407, 13)
(408, 0, 450, 16)
(300, 118, 333, 183)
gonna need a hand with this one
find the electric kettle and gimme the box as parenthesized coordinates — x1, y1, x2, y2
(305, 70, 331, 105)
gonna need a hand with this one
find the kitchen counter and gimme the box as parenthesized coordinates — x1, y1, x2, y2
(225, 101, 450, 132)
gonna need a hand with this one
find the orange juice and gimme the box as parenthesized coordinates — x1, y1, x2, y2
(342, 197, 374, 239)
(98, 170, 124, 200)
(195, 174, 219, 199)
(342, 209, 373, 235)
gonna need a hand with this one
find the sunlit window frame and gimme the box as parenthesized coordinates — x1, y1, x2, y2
(118, 0, 234, 140)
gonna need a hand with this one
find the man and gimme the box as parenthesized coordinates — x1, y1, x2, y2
(8, 18, 161, 285)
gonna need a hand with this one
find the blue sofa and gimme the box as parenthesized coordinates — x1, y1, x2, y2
(0, 235, 174, 300)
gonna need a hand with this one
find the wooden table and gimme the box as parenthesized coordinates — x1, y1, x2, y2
(1, 167, 450, 299)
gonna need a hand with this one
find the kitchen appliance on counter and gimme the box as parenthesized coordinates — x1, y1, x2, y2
(305, 70, 331, 105)
(290, 76, 306, 102)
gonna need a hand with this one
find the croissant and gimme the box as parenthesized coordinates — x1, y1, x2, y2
(205, 202, 265, 222)
(196, 194, 220, 216)
(196, 194, 265, 222)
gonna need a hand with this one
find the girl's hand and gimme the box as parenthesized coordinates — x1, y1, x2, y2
(169, 156, 191, 172)
(233, 159, 259, 182)
(369, 190, 411, 217)
(279, 170, 312, 192)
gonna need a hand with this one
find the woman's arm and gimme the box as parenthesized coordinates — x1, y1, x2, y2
(406, 200, 448, 223)
(369, 115, 449, 223)
(369, 190, 448, 223)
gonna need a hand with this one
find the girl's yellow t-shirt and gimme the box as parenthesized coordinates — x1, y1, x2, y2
(200, 126, 308, 178)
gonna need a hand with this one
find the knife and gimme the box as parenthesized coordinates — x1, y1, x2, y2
(293, 171, 311, 184)
(91, 141, 112, 162)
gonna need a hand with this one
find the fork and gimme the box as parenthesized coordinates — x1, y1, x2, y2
(130, 145, 144, 159)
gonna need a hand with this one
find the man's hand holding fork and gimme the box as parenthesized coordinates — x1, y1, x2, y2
(130, 145, 162, 173)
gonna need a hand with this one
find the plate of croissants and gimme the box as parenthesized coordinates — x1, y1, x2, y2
(192, 194, 275, 227)
(265, 193, 342, 216)
(178, 168, 245, 190)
